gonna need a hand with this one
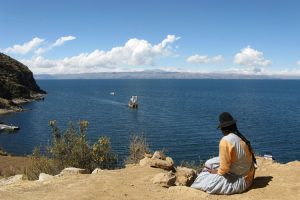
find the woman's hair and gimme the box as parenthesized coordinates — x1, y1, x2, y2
(220, 124, 237, 134)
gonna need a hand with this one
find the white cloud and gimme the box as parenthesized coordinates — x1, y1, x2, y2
(53, 36, 76, 47)
(234, 46, 271, 67)
(34, 35, 76, 55)
(187, 54, 224, 64)
(154, 35, 180, 52)
(2, 36, 76, 56)
(187, 55, 209, 64)
(297, 60, 300, 66)
(24, 56, 58, 69)
(3, 37, 44, 55)
(211, 55, 224, 62)
(22, 35, 180, 74)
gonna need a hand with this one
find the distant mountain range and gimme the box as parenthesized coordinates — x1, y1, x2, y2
(34, 71, 300, 80)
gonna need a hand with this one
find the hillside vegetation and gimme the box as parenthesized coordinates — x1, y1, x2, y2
(0, 52, 45, 110)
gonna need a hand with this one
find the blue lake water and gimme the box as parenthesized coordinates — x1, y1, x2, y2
(0, 79, 300, 164)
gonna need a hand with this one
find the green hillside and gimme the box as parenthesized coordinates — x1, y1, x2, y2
(0, 52, 46, 110)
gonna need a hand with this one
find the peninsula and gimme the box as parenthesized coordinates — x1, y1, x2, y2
(0, 53, 46, 115)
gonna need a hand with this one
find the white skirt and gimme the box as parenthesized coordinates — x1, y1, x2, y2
(191, 157, 247, 194)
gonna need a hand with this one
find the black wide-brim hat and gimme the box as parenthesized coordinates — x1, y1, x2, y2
(218, 112, 237, 129)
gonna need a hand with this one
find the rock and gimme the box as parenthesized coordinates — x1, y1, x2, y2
(175, 167, 197, 186)
(166, 157, 174, 165)
(140, 156, 175, 171)
(38, 173, 54, 182)
(152, 151, 166, 160)
(92, 168, 103, 174)
(0, 174, 23, 186)
(0, 149, 8, 156)
(152, 171, 176, 187)
(144, 153, 152, 158)
(150, 158, 174, 171)
(60, 167, 88, 175)
(139, 157, 152, 167)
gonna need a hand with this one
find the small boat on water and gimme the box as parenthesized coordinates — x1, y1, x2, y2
(110, 92, 116, 96)
(128, 96, 138, 108)
(0, 123, 20, 132)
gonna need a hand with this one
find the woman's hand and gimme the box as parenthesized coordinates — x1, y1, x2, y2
(207, 168, 218, 174)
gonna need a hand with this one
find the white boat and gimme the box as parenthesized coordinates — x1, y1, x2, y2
(110, 92, 116, 96)
(0, 123, 20, 132)
(128, 96, 138, 108)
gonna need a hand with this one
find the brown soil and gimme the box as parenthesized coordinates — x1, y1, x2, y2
(0, 157, 299, 200)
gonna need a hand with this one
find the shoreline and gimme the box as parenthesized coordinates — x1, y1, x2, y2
(0, 109, 16, 115)
(0, 94, 45, 116)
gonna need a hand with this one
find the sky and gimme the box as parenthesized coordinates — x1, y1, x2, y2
(1, 0, 300, 75)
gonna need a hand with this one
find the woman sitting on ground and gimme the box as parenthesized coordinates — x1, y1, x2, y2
(191, 112, 256, 194)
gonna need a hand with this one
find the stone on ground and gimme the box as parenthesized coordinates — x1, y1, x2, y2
(152, 171, 176, 187)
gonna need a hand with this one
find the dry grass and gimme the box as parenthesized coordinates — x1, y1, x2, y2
(0, 155, 30, 178)
(23, 148, 61, 180)
(126, 134, 150, 164)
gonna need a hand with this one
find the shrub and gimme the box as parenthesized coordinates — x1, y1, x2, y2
(49, 120, 92, 171)
(23, 148, 60, 180)
(126, 134, 150, 164)
(24, 120, 118, 180)
(92, 136, 118, 169)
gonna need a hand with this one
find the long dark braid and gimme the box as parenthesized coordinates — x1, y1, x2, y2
(234, 130, 257, 167)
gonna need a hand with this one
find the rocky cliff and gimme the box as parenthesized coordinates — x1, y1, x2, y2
(0, 52, 46, 111)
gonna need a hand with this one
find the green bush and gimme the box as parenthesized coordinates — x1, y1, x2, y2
(24, 120, 118, 180)
(92, 136, 118, 169)
(49, 120, 92, 171)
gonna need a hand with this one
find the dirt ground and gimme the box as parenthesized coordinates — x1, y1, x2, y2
(0, 157, 299, 200)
